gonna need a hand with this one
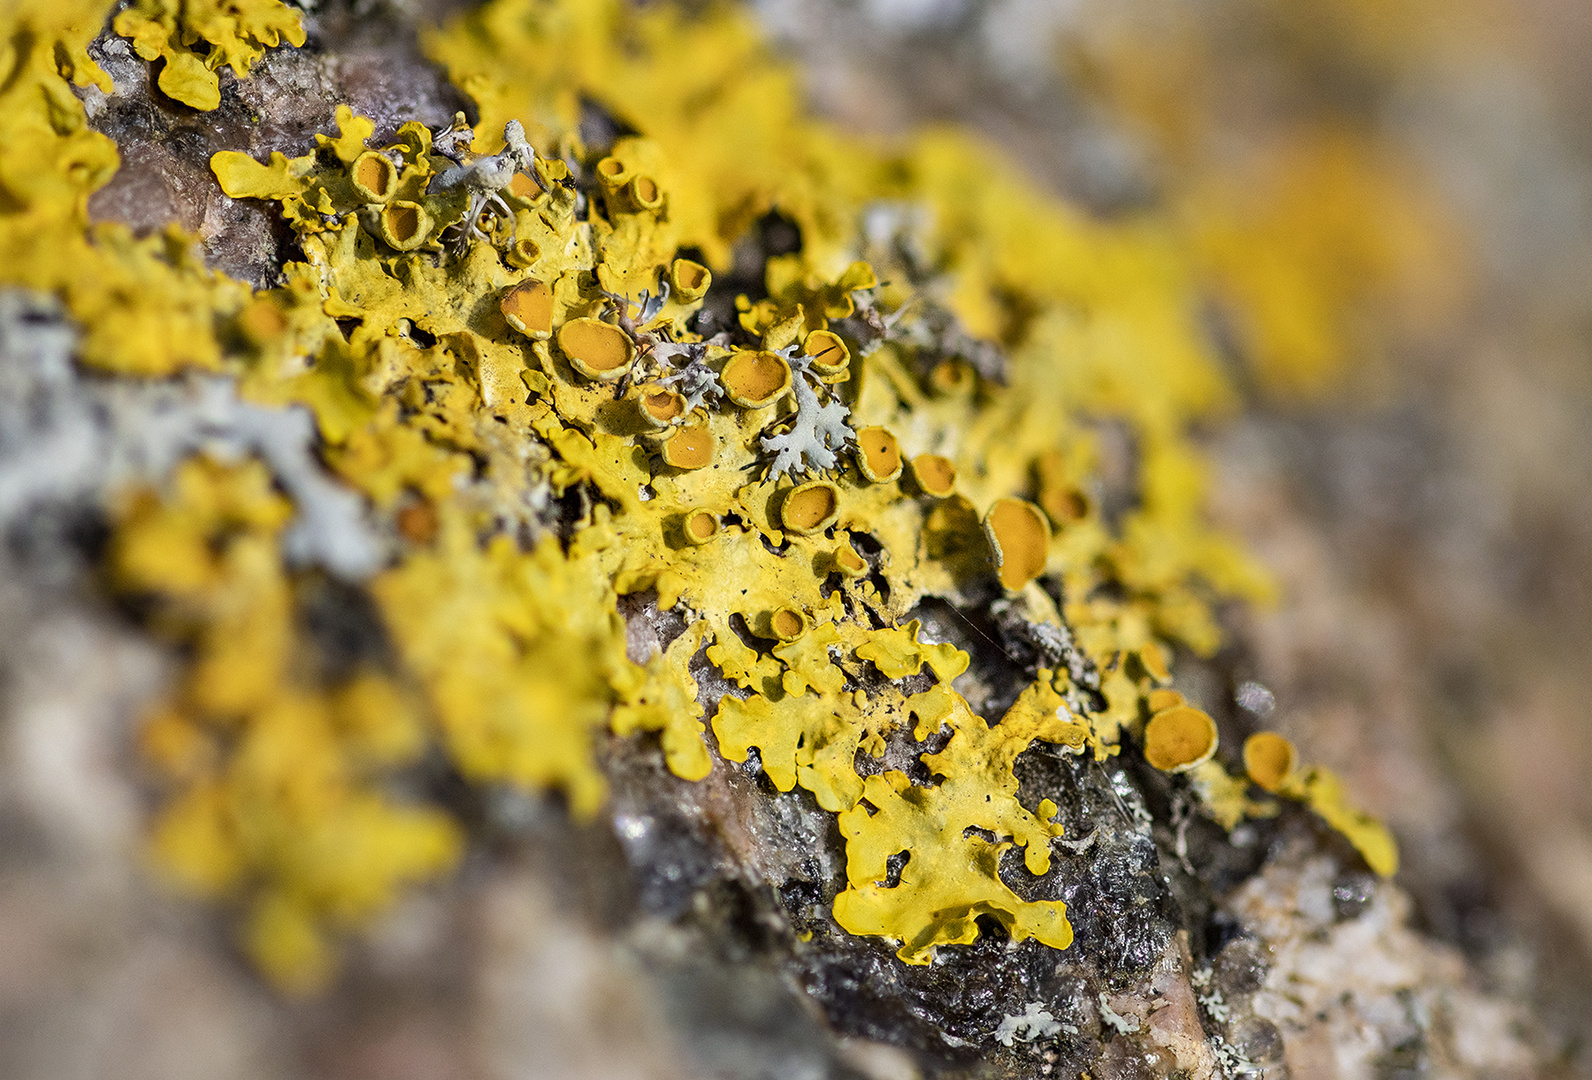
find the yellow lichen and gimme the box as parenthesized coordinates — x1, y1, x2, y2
(559, 317, 636, 381)
(661, 426, 715, 470)
(909, 453, 957, 498)
(372, 518, 634, 818)
(1187, 759, 1276, 831)
(501, 279, 555, 339)
(1068, 3, 1467, 399)
(1243, 730, 1297, 792)
(377, 200, 433, 251)
(683, 508, 720, 545)
(1143, 704, 1220, 772)
(831, 541, 868, 578)
(768, 606, 810, 642)
(114, 0, 306, 111)
(0, 0, 1412, 985)
(780, 480, 841, 535)
(637, 385, 688, 428)
(1287, 767, 1399, 878)
(670, 257, 712, 301)
(833, 691, 1082, 964)
(983, 497, 1051, 593)
(722, 349, 793, 408)
(112, 458, 461, 993)
(803, 329, 851, 382)
(854, 619, 968, 682)
(855, 426, 903, 484)
(611, 622, 714, 782)
(350, 151, 399, 203)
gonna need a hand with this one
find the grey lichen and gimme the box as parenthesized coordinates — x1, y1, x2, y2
(993, 1002, 1063, 1047)
(655, 342, 722, 414)
(759, 347, 854, 479)
(1097, 992, 1141, 1035)
(0, 289, 382, 581)
(431, 118, 544, 248)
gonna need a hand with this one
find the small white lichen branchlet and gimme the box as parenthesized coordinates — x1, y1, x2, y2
(1209, 1032, 1264, 1079)
(599, 283, 681, 392)
(602, 284, 669, 340)
(1191, 966, 1231, 1024)
(840, 292, 914, 357)
(994, 1002, 1063, 1048)
(1190, 965, 1263, 1079)
(430, 119, 544, 248)
(1055, 826, 1098, 855)
(432, 119, 539, 192)
(1097, 993, 1141, 1035)
(655, 342, 722, 414)
(430, 112, 474, 163)
(760, 346, 854, 479)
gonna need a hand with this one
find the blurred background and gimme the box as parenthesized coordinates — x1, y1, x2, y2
(755, 0, 1592, 1034)
(4, 0, 1592, 1075)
